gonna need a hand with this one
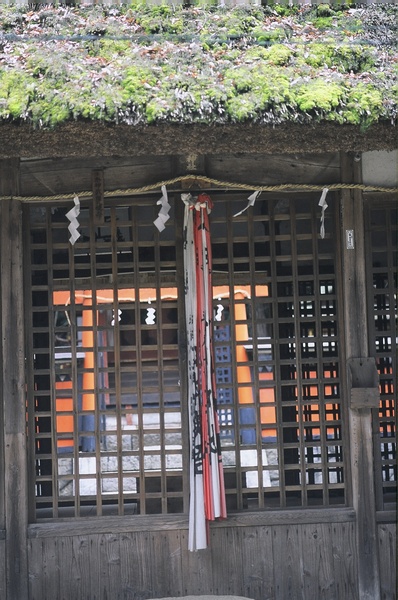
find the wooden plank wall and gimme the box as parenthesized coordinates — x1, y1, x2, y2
(27, 514, 359, 600)
(26, 514, 397, 600)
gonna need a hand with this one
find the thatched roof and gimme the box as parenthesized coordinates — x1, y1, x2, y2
(0, 3, 396, 157)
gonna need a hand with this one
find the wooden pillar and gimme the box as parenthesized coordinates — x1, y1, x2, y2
(0, 159, 29, 600)
(340, 152, 381, 600)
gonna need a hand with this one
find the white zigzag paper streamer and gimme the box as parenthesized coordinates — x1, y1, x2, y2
(318, 188, 329, 239)
(233, 190, 261, 217)
(66, 195, 81, 245)
(153, 185, 171, 232)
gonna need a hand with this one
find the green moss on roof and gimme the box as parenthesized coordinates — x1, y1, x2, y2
(0, 3, 396, 128)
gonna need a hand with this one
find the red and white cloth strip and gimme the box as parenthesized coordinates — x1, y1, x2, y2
(183, 193, 227, 552)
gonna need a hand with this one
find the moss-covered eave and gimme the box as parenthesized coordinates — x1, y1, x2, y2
(0, 120, 396, 160)
(0, 4, 397, 134)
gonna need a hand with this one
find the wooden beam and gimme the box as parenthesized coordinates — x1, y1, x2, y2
(0, 159, 29, 600)
(340, 151, 381, 600)
(1, 122, 396, 160)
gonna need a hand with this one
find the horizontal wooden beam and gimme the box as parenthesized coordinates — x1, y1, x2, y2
(0, 122, 396, 160)
(28, 507, 356, 538)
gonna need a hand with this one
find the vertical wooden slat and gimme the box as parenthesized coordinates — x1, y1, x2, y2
(340, 151, 381, 600)
(132, 204, 146, 514)
(182, 532, 214, 595)
(240, 525, 274, 599)
(69, 536, 92, 599)
(210, 526, 244, 595)
(110, 204, 123, 516)
(28, 538, 44, 600)
(289, 201, 307, 507)
(98, 533, 121, 599)
(47, 208, 59, 519)
(301, 523, 335, 600)
(87, 198, 101, 517)
(269, 199, 287, 509)
(42, 537, 60, 600)
(149, 530, 183, 597)
(69, 242, 80, 519)
(272, 524, 304, 600)
(330, 521, 358, 600)
(23, 206, 37, 526)
(377, 523, 397, 600)
(119, 531, 147, 598)
(0, 160, 29, 600)
(87, 535, 102, 600)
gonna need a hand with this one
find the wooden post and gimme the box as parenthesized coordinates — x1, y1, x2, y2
(0, 159, 29, 600)
(340, 152, 381, 600)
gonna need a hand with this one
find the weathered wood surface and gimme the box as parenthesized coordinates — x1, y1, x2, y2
(28, 521, 359, 600)
(0, 538, 6, 600)
(0, 162, 29, 600)
(19, 156, 175, 197)
(148, 597, 255, 600)
(340, 151, 381, 600)
(27, 507, 356, 538)
(19, 153, 340, 198)
(377, 523, 397, 600)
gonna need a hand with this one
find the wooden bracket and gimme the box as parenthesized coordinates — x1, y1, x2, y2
(347, 357, 380, 409)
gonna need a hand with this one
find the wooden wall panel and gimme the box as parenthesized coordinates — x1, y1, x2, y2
(27, 520, 361, 600)
(378, 523, 397, 600)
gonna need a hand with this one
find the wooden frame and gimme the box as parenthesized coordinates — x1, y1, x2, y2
(0, 150, 394, 599)
(363, 195, 397, 512)
(24, 190, 348, 521)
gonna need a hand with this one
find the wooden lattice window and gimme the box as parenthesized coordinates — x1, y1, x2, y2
(365, 197, 397, 511)
(25, 192, 347, 520)
(211, 193, 346, 509)
(26, 197, 185, 519)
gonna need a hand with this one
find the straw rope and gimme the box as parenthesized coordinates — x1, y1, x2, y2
(2, 174, 397, 203)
